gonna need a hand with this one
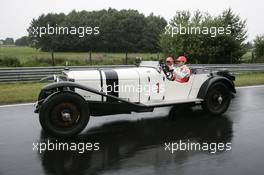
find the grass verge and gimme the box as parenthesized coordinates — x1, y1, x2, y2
(234, 72, 264, 87)
(0, 82, 47, 105)
(0, 72, 263, 105)
(0, 46, 160, 67)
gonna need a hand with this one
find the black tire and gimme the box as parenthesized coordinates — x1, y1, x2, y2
(202, 82, 231, 115)
(39, 91, 90, 138)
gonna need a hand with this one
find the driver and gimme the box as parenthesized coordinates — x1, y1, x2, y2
(166, 56, 191, 83)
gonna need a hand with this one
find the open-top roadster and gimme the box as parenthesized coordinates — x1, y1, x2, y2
(35, 60, 236, 137)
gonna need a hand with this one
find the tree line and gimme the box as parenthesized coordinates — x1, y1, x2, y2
(160, 9, 248, 63)
(4, 8, 264, 63)
(27, 8, 167, 53)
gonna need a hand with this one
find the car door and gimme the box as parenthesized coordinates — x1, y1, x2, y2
(134, 67, 165, 104)
(148, 68, 166, 102)
(164, 74, 194, 101)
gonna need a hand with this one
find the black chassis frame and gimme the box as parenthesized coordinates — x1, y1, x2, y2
(34, 70, 236, 116)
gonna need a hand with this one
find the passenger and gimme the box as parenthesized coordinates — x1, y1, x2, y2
(166, 56, 191, 83)
(166, 56, 174, 70)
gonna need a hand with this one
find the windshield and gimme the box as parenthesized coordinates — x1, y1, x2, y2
(140, 61, 159, 68)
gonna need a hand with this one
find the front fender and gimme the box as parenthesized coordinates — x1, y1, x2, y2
(35, 81, 144, 113)
(197, 76, 236, 99)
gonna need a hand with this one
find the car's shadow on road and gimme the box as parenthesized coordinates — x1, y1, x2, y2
(37, 107, 233, 175)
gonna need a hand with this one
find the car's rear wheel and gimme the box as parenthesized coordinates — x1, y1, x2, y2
(39, 91, 90, 138)
(202, 82, 231, 115)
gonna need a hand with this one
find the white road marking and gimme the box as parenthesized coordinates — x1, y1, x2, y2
(0, 103, 35, 108)
(0, 85, 263, 108)
(236, 85, 264, 89)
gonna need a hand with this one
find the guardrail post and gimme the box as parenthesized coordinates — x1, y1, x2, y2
(125, 52, 128, 65)
(89, 51, 92, 65)
(51, 50, 55, 66)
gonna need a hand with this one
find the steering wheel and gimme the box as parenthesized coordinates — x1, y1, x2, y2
(159, 60, 175, 81)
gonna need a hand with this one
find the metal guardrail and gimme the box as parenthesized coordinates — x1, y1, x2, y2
(189, 64, 264, 73)
(0, 65, 133, 82)
(0, 64, 264, 82)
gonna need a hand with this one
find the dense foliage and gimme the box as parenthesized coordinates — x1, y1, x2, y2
(15, 36, 30, 46)
(160, 9, 247, 63)
(26, 8, 251, 63)
(28, 9, 167, 53)
(254, 35, 264, 59)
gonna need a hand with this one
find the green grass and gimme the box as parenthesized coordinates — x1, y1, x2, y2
(235, 72, 264, 86)
(241, 51, 253, 63)
(0, 46, 160, 67)
(241, 51, 264, 63)
(0, 72, 263, 105)
(0, 82, 47, 105)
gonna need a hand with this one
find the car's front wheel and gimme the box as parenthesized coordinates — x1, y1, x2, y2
(39, 91, 90, 138)
(202, 82, 231, 115)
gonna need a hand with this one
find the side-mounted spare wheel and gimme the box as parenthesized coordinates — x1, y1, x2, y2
(202, 82, 232, 115)
(39, 91, 90, 138)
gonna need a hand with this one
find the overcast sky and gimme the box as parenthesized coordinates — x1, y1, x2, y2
(0, 0, 263, 41)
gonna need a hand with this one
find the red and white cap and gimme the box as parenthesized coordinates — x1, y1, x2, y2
(176, 56, 187, 63)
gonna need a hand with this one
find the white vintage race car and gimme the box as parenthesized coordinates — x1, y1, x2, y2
(35, 61, 236, 137)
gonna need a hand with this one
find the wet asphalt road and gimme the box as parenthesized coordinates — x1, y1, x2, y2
(0, 86, 264, 175)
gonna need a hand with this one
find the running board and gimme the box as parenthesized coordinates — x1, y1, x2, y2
(143, 98, 203, 107)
